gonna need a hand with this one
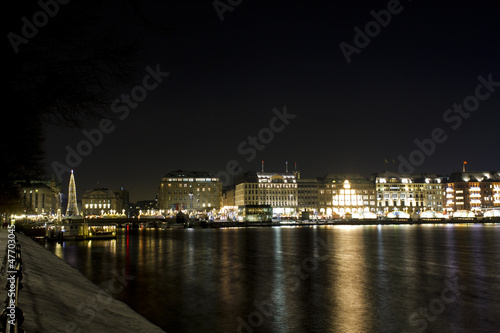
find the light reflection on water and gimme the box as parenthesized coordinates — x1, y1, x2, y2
(43, 225, 500, 332)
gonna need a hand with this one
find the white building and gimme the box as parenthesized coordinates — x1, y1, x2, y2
(373, 172, 444, 214)
(158, 170, 222, 213)
(235, 171, 298, 217)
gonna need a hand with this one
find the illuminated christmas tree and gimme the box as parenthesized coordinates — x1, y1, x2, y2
(66, 170, 79, 217)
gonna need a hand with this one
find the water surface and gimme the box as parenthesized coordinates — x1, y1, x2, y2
(44, 224, 500, 332)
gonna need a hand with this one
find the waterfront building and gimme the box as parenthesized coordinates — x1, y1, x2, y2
(317, 173, 376, 217)
(158, 170, 222, 213)
(420, 174, 445, 212)
(17, 178, 62, 216)
(131, 200, 158, 216)
(373, 172, 444, 214)
(220, 185, 238, 220)
(234, 171, 298, 217)
(221, 186, 236, 207)
(444, 171, 500, 213)
(82, 188, 129, 217)
(297, 178, 319, 213)
(238, 205, 272, 222)
(113, 187, 130, 208)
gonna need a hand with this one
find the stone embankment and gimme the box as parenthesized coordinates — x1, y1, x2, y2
(0, 228, 165, 333)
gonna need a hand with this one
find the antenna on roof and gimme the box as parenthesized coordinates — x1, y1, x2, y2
(463, 161, 467, 172)
(262, 160, 264, 173)
(286, 161, 288, 173)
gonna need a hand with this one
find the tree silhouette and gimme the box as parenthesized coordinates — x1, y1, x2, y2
(1, 0, 168, 214)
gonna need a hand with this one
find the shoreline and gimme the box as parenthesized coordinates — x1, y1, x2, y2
(0, 228, 165, 333)
(179, 218, 500, 229)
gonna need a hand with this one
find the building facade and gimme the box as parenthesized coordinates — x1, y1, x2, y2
(158, 170, 222, 213)
(82, 188, 129, 217)
(17, 179, 62, 215)
(235, 171, 298, 216)
(373, 172, 444, 214)
(316, 173, 376, 217)
(444, 171, 500, 213)
(421, 175, 445, 212)
(297, 178, 319, 213)
(221, 186, 236, 207)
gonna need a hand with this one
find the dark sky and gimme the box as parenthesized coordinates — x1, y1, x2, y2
(42, 0, 500, 202)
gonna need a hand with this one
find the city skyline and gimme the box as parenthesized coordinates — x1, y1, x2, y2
(39, 1, 500, 202)
(5, 2, 500, 332)
(54, 164, 499, 203)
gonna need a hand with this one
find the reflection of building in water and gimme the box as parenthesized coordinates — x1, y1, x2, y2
(82, 187, 129, 217)
(158, 170, 222, 213)
(235, 170, 297, 216)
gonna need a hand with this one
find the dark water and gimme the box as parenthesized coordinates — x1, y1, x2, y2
(44, 224, 500, 333)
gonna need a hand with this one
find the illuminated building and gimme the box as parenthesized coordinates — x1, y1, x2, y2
(317, 173, 376, 217)
(373, 172, 444, 214)
(238, 205, 273, 222)
(158, 170, 222, 213)
(82, 188, 129, 217)
(444, 171, 500, 213)
(421, 175, 445, 212)
(17, 177, 61, 215)
(234, 171, 298, 216)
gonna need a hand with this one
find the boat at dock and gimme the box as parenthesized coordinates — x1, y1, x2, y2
(87, 221, 117, 239)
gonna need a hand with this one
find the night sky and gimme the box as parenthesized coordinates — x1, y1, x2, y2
(42, 0, 500, 202)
